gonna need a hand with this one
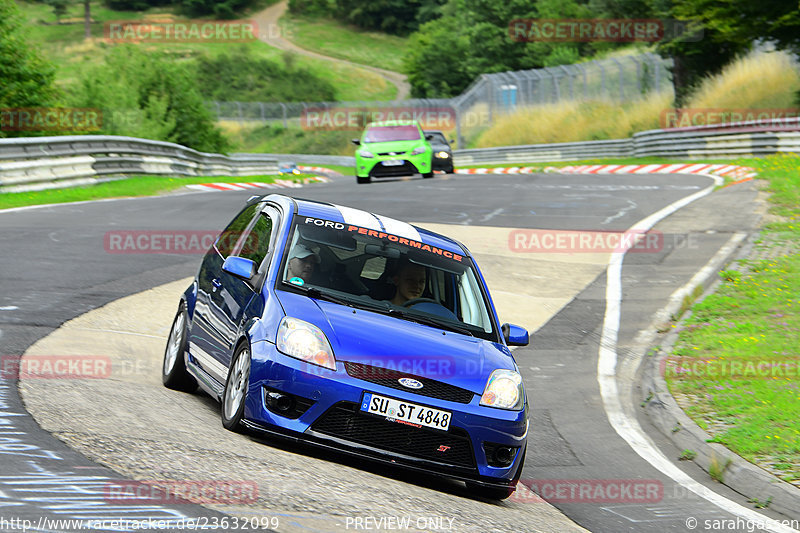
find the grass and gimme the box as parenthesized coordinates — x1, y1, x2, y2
(16, 0, 395, 101)
(664, 153, 800, 484)
(474, 50, 800, 148)
(0, 174, 294, 210)
(279, 13, 408, 73)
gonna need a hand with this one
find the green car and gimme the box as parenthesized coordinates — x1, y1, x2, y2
(352, 120, 434, 184)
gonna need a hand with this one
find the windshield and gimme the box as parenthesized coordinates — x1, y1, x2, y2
(277, 217, 499, 341)
(363, 125, 421, 143)
(426, 132, 447, 144)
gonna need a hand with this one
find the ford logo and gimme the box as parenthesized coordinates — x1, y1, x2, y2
(398, 378, 423, 390)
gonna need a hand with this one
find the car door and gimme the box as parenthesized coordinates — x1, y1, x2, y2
(190, 203, 275, 383)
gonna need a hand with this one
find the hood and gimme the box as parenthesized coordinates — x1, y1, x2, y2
(276, 290, 515, 394)
(361, 140, 427, 154)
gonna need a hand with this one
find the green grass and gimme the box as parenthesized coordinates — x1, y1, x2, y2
(279, 13, 408, 73)
(0, 174, 295, 210)
(663, 153, 800, 483)
(16, 0, 395, 101)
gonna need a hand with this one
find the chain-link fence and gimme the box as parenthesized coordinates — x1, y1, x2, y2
(210, 52, 673, 147)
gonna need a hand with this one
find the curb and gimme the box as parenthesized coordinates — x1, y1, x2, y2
(297, 165, 344, 178)
(185, 176, 330, 192)
(638, 197, 800, 519)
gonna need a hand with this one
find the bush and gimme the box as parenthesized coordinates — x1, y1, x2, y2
(67, 45, 229, 153)
(194, 47, 337, 102)
(0, 0, 59, 137)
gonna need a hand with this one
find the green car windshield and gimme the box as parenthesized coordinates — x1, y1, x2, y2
(364, 125, 421, 143)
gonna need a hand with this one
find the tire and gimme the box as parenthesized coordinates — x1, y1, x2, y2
(357, 175, 371, 184)
(162, 303, 197, 392)
(422, 172, 434, 179)
(221, 342, 251, 432)
(447, 165, 455, 174)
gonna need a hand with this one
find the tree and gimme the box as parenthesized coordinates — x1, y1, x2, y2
(68, 46, 229, 152)
(659, 0, 800, 104)
(0, 0, 59, 133)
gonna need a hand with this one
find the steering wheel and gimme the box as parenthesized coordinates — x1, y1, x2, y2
(402, 297, 441, 308)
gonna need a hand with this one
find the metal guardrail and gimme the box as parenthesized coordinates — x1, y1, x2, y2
(0, 135, 279, 193)
(2, 119, 799, 192)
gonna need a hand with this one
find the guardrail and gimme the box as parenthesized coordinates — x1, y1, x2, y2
(0, 135, 278, 193)
(2, 118, 799, 192)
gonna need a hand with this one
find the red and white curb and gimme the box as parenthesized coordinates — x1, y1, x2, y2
(455, 167, 539, 174)
(298, 165, 342, 176)
(554, 163, 757, 179)
(186, 176, 329, 192)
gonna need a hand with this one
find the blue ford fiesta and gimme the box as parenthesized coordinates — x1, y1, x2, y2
(162, 194, 530, 499)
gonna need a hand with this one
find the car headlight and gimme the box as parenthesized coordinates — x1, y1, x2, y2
(436, 151, 450, 159)
(411, 146, 427, 155)
(480, 369, 524, 410)
(276, 317, 336, 370)
(358, 150, 375, 158)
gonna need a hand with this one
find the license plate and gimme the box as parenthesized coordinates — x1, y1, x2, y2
(360, 392, 451, 431)
(382, 160, 403, 166)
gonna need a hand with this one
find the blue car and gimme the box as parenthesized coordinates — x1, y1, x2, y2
(162, 194, 530, 499)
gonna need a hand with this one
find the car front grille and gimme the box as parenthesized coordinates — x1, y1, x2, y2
(311, 402, 476, 469)
(377, 151, 407, 156)
(344, 361, 475, 404)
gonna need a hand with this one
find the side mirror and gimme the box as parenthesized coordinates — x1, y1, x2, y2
(222, 256, 256, 280)
(351, 138, 361, 145)
(425, 134, 434, 141)
(501, 323, 529, 346)
(449, 139, 455, 144)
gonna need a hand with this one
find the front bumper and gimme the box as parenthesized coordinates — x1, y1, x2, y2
(356, 154, 432, 178)
(244, 341, 527, 484)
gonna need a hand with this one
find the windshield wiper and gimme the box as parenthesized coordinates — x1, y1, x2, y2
(290, 285, 352, 307)
(391, 308, 475, 337)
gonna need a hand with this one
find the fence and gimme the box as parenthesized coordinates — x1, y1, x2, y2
(210, 52, 673, 147)
(0, 135, 278, 193)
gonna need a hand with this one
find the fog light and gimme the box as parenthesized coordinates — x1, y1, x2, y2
(494, 446, 515, 466)
(266, 391, 294, 412)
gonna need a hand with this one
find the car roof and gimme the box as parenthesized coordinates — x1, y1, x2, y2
(366, 120, 421, 128)
(287, 196, 468, 257)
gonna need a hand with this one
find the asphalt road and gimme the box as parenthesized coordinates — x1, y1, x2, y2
(0, 172, 792, 532)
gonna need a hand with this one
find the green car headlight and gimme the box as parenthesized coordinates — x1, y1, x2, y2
(411, 146, 427, 155)
(358, 150, 375, 158)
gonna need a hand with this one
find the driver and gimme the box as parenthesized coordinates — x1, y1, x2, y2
(390, 261, 427, 306)
(286, 243, 319, 283)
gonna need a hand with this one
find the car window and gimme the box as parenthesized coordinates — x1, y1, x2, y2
(278, 218, 499, 341)
(216, 204, 258, 257)
(427, 132, 447, 144)
(364, 125, 421, 143)
(238, 213, 273, 266)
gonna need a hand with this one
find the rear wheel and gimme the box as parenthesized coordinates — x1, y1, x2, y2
(357, 175, 371, 184)
(162, 303, 197, 392)
(221, 343, 251, 432)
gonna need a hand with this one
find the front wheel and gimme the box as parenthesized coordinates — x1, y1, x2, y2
(221, 343, 251, 433)
(422, 172, 434, 179)
(357, 175, 371, 184)
(162, 303, 197, 392)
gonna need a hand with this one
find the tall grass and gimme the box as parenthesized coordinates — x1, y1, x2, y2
(474, 92, 671, 147)
(475, 51, 800, 148)
(686, 51, 800, 110)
